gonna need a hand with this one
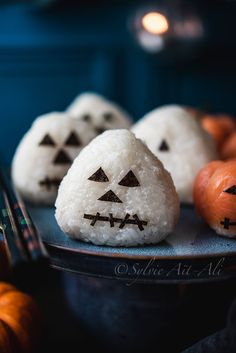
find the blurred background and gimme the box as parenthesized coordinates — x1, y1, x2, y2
(0, 0, 236, 161)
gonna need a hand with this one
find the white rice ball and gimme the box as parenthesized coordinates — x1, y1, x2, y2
(12, 112, 96, 205)
(66, 92, 132, 133)
(132, 105, 218, 204)
(55, 129, 179, 247)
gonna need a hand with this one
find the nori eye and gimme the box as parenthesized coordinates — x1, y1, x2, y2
(224, 185, 236, 195)
(88, 167, 109, 182)
(64, 131, 81, 147)
(82, 114, 91, 122)
(103, 112, 114, 122)
(118, 170, 140, 187)
(158, 139, 169, 152)
(39, 134, 56, 146)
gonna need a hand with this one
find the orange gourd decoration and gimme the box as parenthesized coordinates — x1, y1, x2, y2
(201, 115, 225, 147)
(0, 282, 41, 353)
(201, 114, 236, 150)
(220, 131, 236, 160)
(193, 160, 236, 237)
(0, 240, 10, 280)
(216, 114, 236, 132)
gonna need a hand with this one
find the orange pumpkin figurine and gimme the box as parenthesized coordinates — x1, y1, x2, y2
(193, 160, 236, 237)
(201, 114, 236, 150)
(0, 240, 10, 281)
(193, 160, 223, 218)
(0, 282, 41, 353)
(201, 115, 226, 147)
(0, 318, 16, 353)
(216, 114, 236, 136)
(220, 131, 236, 160)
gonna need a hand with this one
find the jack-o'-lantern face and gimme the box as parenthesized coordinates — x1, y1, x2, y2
(79, 111, 120, 135)
(12, 112, 97, 204)
(194, 160, 236, 237)
(132, 105, 218, 204)
(55, 129, 180, 246)
(38, 130, 82, 189)
(83, 167, 148, 231)
(66, 93, 131, 135)
(220, 185, 236, 230)
(205, 163, 236, 236)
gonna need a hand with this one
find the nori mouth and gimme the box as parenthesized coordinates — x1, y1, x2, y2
(39, 177, 62, 190)
(84, 212, 148, 231)
(220, 217, 236, 229)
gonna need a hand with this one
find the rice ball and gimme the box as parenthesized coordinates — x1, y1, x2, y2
(55, 129, 179, 247)
(12, 112, 96, 205)
(66, 92, 132, 133)
(132, 105, 218, 204)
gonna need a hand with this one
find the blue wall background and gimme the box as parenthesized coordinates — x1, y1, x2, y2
(0, 0, 236, 162)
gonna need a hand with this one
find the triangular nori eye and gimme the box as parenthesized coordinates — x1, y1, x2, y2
(103, 112, 114, 122)
(88, 167, 109, 182)
(224, 185, 236, 195)
(118, 170, 140, 187)
(158, 139, 169, 152)
(65, 131, 81, 146)
(39, 134, 56, 146)
(82, 114, 91, 122)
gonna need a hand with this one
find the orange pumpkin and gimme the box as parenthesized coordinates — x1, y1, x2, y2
(201, 115, 226, 147)
(193, 160, 224, 218)
(193, 160, 236, 237)
(220, 131, 236, 160)
(0, 282, 41, 353)
(201, 114, 236, 150)
(0, 240, 10, 280)
(0, 319, 17, 353)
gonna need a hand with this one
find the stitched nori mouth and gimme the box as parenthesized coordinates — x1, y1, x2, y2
(84, 212, 148, 231)
(220, 218, 236, 229)
(39, 177, 62, 190)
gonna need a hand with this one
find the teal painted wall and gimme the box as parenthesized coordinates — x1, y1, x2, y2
(0, 1, 236, 161)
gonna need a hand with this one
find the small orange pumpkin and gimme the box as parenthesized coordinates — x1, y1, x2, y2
(193, 160, 236, 237)
(201, 115, 226, 147)
(0, 240, 10, 280)
(220, 131, 236, 160)
(201, 114, 236, 149)
(215, 114, 236, 135)
(193, 160, 224, 218)
(0, 319, 17, 353)
(0, 282, 41, 353)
